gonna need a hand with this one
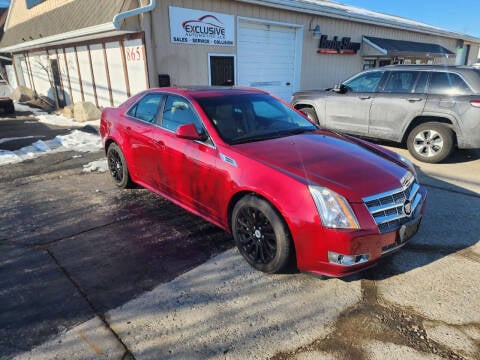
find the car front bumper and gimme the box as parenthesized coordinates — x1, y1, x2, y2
(294, 186, 427, 277)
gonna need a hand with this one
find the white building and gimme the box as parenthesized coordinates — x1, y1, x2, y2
(1, 0, 479, 106)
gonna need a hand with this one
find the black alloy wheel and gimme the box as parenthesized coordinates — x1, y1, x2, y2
(232, 196, 292, 273)
(107, 143, 132, 189)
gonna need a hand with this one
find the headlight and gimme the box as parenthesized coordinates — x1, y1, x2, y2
(309, 186, 359, 229)
(397, 154, 417, 178)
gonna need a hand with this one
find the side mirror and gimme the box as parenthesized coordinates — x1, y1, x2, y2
(333, 84, 348, 94)
(176, 123, 206, 141)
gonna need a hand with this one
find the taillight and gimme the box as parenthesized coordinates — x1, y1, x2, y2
(470, 100, 480, 107)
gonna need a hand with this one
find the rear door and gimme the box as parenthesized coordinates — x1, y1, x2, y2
(123, 93, 165, 189)
(424, 71, 472, 115)
(369, 70, 427, 141)
(325, 70, 385, 136)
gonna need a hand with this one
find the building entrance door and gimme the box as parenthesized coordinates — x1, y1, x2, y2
(50, 59, 65, 107)
(209, 55, 235, 86)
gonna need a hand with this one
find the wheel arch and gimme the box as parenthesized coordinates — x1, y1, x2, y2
(227, 190, 298, 267)
(104, 138, 116, 154)
(402, 116, 458, 146)
(227, 190, 294, 240)
(293, 101, 318, 115)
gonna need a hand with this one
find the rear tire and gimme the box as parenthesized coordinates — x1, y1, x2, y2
(107, 143, 133, 189)
(299, 107, 319, 125)
(232, 196, 292, 274)
(407, 122, 454, 163)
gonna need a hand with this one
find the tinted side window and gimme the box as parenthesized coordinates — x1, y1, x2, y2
(127, 93, 164, 122)
(344, 71, 384, 93)
(428, 72, 472, 95)
(162, 95, 203, 132)
(413, 72, 428, 94)
(383, 71, 418, 93)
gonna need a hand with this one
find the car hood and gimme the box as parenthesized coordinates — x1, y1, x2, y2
(233, 130, 409, 202)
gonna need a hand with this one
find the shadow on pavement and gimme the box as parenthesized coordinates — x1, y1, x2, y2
(1, 143, 479, 358)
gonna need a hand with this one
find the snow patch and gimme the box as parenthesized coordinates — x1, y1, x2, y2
(13, 102, 47, 115)
(55, 130, 102, 152)
(0, 130, 102, 166)
(83, 159, 108, 173)
(32, 140, 51, 152)
(14, 101, 100, 128)
(0, 103, 103, 167)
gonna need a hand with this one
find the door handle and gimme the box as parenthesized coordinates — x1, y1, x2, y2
(154, 140, 165, 149)
(359, 96, 371, 100)
(286, 82, 291, 86)
(407, 98, 423, 102)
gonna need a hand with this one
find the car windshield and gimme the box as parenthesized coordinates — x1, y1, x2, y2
(195, 93, 317, 144)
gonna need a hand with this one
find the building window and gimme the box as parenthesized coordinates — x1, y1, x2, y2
(26, 0, 46, 9)
(363, 59, 376, 70)
(379, 59, 393, 67)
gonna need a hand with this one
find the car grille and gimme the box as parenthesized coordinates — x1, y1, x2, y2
(363, 173, 422, 234)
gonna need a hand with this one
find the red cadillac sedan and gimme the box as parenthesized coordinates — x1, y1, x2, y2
(100, 87, 426, 277)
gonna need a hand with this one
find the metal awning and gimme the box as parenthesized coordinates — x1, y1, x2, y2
(362, 36, 455, 58)
(0, 0, 142, 53)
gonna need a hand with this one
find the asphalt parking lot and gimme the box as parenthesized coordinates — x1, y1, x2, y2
(0, 110, 479, 360)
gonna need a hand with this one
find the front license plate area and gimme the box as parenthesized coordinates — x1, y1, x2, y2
(397, 217, 421, 245)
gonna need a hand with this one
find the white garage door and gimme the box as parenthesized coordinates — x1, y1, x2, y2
(237, 20, 301, 101)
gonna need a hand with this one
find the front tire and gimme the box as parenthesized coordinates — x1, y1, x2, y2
(107, 143, 133, 189)
(407, 122, 454, 163)
(232, 196, 292, 273)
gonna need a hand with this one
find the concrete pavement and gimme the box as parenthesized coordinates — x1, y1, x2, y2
(5, 141, 480, 359)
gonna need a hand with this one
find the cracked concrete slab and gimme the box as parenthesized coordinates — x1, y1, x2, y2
(361, 340, 442, 360)
(377, 251, 480, 325)
(12, 316, 126, 360)
(423, 321, 479, 360)
(411, 187, 479, 250)
(294, 351, 338, 359)
(107, 249, 362, 360)
(387, 146, 480, 194)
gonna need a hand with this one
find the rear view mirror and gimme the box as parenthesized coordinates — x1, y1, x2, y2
(176, 123, 206, 141)
(333, 84, 348, 94)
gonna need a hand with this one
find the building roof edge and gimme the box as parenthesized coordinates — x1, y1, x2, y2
(237, 0, 480, 43)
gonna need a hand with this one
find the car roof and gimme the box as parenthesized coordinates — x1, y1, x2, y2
(360, 64, 480, 90)
(381, 64, 478, 72)
(147, 86, 269, 99)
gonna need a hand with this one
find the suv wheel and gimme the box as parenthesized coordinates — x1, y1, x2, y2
(407, 122, 454, 163)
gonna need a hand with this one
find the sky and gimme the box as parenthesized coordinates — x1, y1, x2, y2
(336, 0, 480, 39)
(0, 0, 477, 38)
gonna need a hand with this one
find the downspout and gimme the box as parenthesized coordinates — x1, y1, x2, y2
(113, 0, 156, 30)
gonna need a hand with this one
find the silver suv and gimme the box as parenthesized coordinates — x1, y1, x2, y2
(292, 65, 480, 163)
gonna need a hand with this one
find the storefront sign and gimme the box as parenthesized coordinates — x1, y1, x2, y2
(169, 6, 235, 46)
(317, 35, 360, 55)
